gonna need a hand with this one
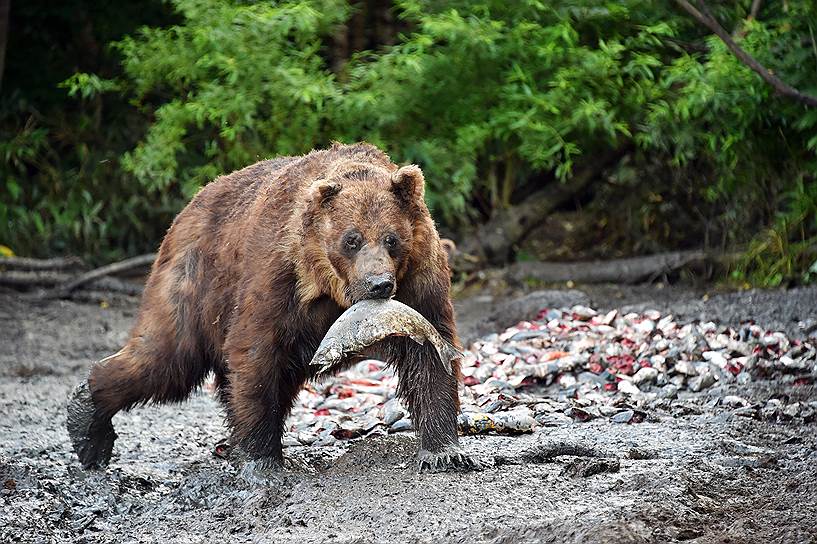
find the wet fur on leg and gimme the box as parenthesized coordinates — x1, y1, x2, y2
(66, 379, 116, 469)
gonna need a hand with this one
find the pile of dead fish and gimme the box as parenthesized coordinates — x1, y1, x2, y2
(281, 306, 817, 447)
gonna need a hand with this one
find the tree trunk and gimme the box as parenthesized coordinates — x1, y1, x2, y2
(373, 0, 396, 47)
(749, 0, 763, 19)
(457, 150, 624, 266)
(0, 0, 10, 92)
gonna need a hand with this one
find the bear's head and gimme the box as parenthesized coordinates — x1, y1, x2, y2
(299, 163, 432, 307)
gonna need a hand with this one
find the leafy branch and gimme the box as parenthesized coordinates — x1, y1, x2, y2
(674, 0, 817, 107)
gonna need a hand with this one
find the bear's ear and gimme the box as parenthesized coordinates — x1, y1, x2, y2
(391, 165, 425, 204)
(311, 179, 342, 206)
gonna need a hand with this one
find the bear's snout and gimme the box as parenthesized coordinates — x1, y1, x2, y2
(364, 273, 395, 299)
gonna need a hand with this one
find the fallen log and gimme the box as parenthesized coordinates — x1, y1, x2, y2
(506, 250, 712, 285)
(1, 254, 154, 297)
(44, 253, 156, 298)
(0, 270, 145, 297)
(0, 270, 72, 288)
(0, 256, 85, 271)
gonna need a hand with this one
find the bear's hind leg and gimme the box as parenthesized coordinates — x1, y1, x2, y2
(68, 246, 219, 468)
(90, 338, 213, 415)
(68, 336, 213, 469)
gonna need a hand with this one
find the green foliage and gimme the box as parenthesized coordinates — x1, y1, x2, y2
(3, 0, 816, 284)
(339, 1, 675, 223)
(0, 0, 177, 261)
(60, 73, 121, 99)
(116, 0, 348, 198)
(734, 178, 817, 286)
(0, 101, 172, 259)
(639, 3, 817, 284)
(114, 0, 684, 225)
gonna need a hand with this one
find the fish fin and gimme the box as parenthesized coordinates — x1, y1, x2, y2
(409, 334, 426, 346)
(436, 342, 462, 376)
(317, 350, 364, 376)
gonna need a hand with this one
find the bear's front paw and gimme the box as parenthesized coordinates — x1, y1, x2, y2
(417, 447, 482, 473)
(240, 456, 286, 485)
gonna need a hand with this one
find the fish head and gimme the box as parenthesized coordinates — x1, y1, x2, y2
(313, 343, 345, 375)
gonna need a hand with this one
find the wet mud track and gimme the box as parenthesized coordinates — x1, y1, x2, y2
(1, 287, 816, 543)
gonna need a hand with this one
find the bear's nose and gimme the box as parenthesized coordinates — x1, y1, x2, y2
(366, 274, 395, 299)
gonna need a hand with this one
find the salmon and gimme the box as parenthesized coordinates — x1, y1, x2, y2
(309, 299, 460, 375)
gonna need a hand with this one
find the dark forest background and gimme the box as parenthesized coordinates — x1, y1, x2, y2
(2, 0, 816, 286)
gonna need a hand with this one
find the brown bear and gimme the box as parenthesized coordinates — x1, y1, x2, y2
(67, 142, 478, 474)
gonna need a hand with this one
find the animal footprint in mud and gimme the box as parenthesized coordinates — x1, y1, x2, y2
(561, 457, 620, 478)
(492, 442, 622, 477)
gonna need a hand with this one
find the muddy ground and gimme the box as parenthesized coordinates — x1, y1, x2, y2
(1, 285, 816, 544)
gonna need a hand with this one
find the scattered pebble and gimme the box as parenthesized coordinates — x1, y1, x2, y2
(633, 367, 659, 385)
(389, 418, 413, 433)
(611, 410, 634, 424)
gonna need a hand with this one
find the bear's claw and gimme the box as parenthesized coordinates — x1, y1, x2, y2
(418, 447, 482, 473)
(240, 456, 287, 485)
(66, 380, 116, 469)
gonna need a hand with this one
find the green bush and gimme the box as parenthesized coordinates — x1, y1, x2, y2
(116, 0, 349, 197)
(0, 0, 177, 261)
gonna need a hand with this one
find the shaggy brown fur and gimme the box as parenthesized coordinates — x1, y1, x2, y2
(85, 143, 469, 469)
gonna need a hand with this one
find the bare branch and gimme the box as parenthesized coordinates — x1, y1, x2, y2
(43, 253, 156, 298)
(0, 256, 84, 271)
(674, 0, 817, 108)
(749, 0, 763, 20)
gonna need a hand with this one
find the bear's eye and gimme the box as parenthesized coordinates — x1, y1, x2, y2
(383, 234, 399, 251)
(343, 232, 362, 252)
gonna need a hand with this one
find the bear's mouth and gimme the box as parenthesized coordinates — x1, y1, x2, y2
(345, 279, 396, 305)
